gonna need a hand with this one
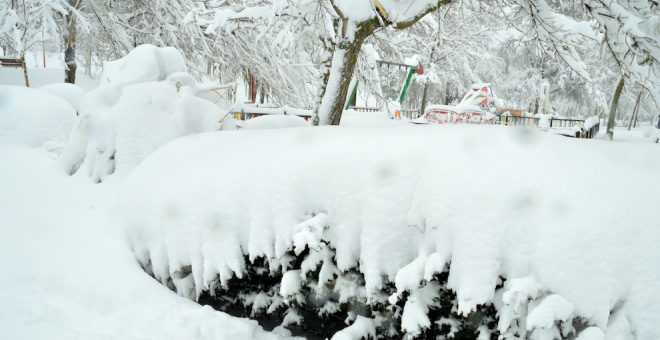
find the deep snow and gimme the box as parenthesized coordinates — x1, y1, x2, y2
(1, 46, 659, 340)
(118, 124, 660, 340)
(0, 145, 298, 340)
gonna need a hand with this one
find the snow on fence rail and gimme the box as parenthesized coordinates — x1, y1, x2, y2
(348, 106, 381, 112)
(231, 105, 312, 121)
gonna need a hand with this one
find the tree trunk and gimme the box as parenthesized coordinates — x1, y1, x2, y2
(606, 76, 625, 140)
(317, 20, 377, 125)
(420, 82, 429, 116)
(22, 56, 29, 87)
(64, 0, 77, 84)
(628, 91, 642, 130)
(445, 82, 450, 105)
(420, 47, 435, 116)
(259, 83, 266, 104)
(85, 49, 92, 77)
(315, 2, 450, 125)
(312, 46, 335, 126)
(533, 98, 539, 114)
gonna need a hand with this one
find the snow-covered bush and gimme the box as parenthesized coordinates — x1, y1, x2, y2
(37, 83, 86, 112)
(0, 85, 77, 149)
(192, 247, 498, 340)
(119, 126, 659, 339)
(56, 45, 227, 182)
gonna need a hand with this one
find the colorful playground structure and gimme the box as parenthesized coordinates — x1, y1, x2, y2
(229, 75, 600, 139)
(420, 84, 496, 124)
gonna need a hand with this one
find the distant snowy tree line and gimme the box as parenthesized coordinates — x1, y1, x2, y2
(1, 0, 659, 130)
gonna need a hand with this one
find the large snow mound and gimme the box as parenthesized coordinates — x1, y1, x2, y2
(57, 81, 223, 183)
(37, 83, 86, 111)
(0, 85, 77, 148)
(118, 125, 660, 339)
(0, 145, 297, 340)
(99, 44, 187, 87)
(56, 46, 225, 182)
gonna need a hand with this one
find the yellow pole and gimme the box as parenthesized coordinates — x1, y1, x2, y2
(372, 0, 388, 19)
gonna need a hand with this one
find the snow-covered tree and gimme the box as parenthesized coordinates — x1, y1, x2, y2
(0, 0, 72, 86)
(193, 0, 336, 108)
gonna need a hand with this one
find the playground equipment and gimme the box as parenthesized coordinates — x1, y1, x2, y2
(344, 58, 423, 117)
(421, 84, 498, 124)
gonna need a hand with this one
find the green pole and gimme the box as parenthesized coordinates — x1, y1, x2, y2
(345, 80, 359, 110)
(399, 69, 415, 104)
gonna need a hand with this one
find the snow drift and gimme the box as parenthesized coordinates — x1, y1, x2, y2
(37, 83, 86, 112)
(56, 45, 226, 182)
(118, 124, 660, 340)
(0, 85, 77, 148)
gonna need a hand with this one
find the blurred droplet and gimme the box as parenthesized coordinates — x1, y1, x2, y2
(0, 86, 14, 111)
(376, 160, 397, 181)
(510, 126, 539, 146)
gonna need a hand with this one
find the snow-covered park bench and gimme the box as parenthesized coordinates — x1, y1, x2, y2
(0, 58, 22, 68)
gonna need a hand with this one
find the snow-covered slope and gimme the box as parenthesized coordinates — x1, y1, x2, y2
(118, 124, 660, 340)
(0, 145, 297, 340)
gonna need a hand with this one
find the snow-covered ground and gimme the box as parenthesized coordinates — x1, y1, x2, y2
(119, 123, 660, 339)
(1, 46, 659, 340)
(2, 120, 659, 339)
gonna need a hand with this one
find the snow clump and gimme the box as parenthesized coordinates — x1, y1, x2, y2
(0, 85, 77, 149)
(56, 45, 226, 182)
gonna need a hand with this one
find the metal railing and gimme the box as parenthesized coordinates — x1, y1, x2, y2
(576, 122, 599, 139)
(497, 116, 599, 139)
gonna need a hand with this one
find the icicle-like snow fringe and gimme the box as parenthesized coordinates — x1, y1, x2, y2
(120, 127, 658, 339)
(131, 219, 599, 340)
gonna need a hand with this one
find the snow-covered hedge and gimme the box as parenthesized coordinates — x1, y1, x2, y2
(118, 125, 660, 340)
(0, 85, 77, 148)
(56, 45, 227, 182)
